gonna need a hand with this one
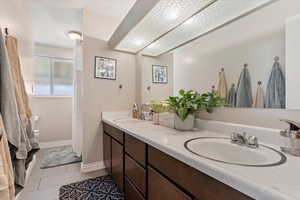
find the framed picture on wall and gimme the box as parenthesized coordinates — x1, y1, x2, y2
(94, 56, 117, 80)
(152, 65, 168, 84)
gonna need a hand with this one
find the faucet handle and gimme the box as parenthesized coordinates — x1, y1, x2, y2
(247, 136, 259, 148)
(231, 132, 239, 142)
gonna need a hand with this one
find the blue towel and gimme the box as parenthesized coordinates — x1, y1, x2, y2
(266, 57, 286, 109)
(227, 84, 236, 107)
(236, 65, 253, 107)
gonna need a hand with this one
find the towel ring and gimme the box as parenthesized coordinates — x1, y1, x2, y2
(4, 28, 8, 36)
(274, 56, 280, 62)
(258, 81, 262, 85)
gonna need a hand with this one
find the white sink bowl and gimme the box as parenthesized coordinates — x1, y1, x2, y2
(185, 137, 286, 167)
(114, 118, 144, 124)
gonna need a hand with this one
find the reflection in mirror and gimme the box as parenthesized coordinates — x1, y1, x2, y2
(172, 1, 300, 111)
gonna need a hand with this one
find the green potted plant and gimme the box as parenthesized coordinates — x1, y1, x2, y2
(166, 89, 224, 131)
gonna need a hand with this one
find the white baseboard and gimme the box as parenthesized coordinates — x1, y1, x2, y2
(81, 161, 105, 173)
(39, 139, 72, 149)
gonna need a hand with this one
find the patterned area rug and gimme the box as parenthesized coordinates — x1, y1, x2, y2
(59, 175, 124, 200)
(40, 145, 82, 169)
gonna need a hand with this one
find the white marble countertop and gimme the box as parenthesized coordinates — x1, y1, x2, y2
(102, 111, 300, 200)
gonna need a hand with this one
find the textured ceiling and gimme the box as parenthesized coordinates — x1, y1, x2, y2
(114, 0, 276, 56)
(142, 0, 275, 56)
(116, 0, 214, 53)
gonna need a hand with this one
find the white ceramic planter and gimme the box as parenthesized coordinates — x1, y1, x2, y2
(174, 114, 195, 131)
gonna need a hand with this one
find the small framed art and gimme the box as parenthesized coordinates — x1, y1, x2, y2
(94, 56, 117, 80)
(152, 65, 168, 84)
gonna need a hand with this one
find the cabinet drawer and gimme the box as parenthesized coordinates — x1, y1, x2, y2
(103, 122, 124, 144)
(148, 166, 192, 200)
(148, 146, 253, 200)
(125, 178, 145, 200)
(125, 134, 146, 167)
(125, 155, 146, 195)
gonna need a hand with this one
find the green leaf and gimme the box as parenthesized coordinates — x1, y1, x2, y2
(165, 89, 224, 119)
(179, 89, 185, 96)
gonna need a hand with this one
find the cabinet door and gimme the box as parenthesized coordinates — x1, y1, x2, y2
(112, 139, 124, 191)
(125, 178, 145, 200)
(148, 166, 192, 200)
(103, 132, 111, 174)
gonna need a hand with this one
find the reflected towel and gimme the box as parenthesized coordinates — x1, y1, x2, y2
(266, 58, 286, 108)
(236, 65, 253, 107)
(217, 70, 228, 99)
(0, 115, 15, 200)
(227, 84, 236, 107)
(253, 84, 265, 108)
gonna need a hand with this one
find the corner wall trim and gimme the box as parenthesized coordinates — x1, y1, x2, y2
(81, 161, 105, 173)
(39, 140, 72, 149)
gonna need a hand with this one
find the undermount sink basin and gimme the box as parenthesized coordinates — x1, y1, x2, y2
(184, 137, 286, 167)
(114, 118, 144, 124)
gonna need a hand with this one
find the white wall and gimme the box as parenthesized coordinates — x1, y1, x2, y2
(286, 15, 300, 110)
(83, 9, 122, 41)
(30, 43, 73, 143)
(34, 43, 73, 58)
(30, 97, 72, 142)
(141, 54, 173, 104)
(82, 36, 136, 164)
(173, 0, 300, 129)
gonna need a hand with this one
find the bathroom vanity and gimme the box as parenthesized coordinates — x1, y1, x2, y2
(102, 122, 252, 200)
(102, 112, 300, 200)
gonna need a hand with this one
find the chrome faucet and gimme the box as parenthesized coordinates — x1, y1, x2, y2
(231, 132, 259, 149)
(280, 119, 300, 156)
(231, 132, 247, 145)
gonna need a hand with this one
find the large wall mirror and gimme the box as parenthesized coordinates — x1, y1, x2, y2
(173, 3, 300, 110)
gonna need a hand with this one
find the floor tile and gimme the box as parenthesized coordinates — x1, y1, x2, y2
(19, 186, 59, 200)
(18, 149, 107, 200)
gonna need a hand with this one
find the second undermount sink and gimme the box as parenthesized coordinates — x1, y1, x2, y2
(185, 137, 286, 167)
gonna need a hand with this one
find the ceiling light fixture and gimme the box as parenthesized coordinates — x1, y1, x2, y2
(183, 17, 195, 26)
(147, 43, 157, 49)
(133, 39, 144, 46)
(166, 9, 179, 20)
(68, 31, 82, 40)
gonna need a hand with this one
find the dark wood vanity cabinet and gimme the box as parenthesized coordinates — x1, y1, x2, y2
(125, 177, 146, 200)
(102, 122, 253, 200)
(103, 123, 124, 191)
(111, 139, 124, 191)
(148, 146, 253, 200)
(103, 132, 111, 174)
(148, 166, 192, 200)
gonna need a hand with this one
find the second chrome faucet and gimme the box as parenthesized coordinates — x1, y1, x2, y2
(231, 132, 259, 149)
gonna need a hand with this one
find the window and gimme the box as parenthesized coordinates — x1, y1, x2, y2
(34, 56, 74, 96)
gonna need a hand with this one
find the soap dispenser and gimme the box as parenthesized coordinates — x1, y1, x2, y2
(280, 119, 300, 156)
(132, 103, 139, 119)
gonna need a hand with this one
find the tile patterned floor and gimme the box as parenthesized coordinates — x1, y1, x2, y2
(18, 149, 107, 200)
